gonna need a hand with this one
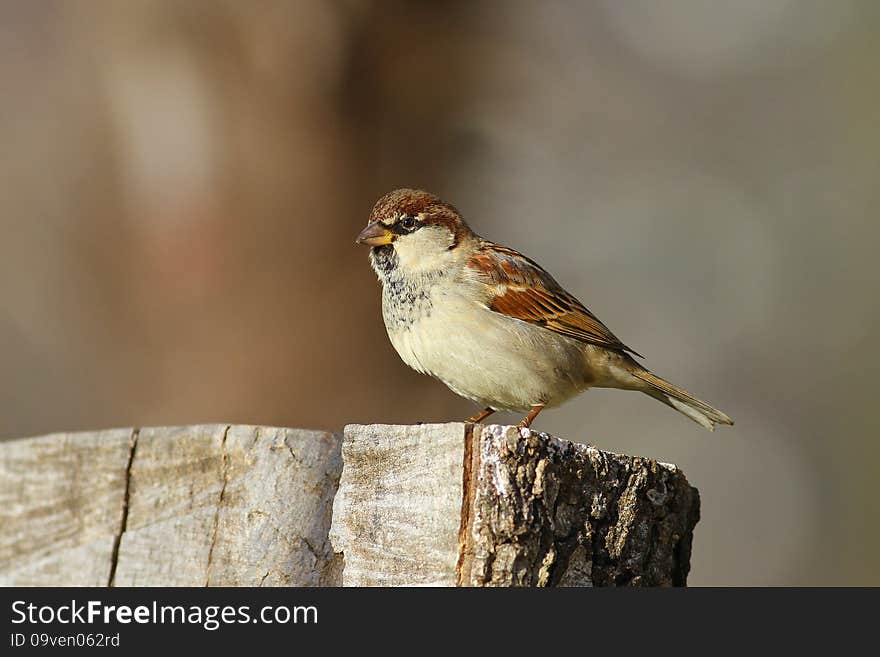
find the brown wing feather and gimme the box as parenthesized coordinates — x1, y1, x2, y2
(466, 242, 642, 357)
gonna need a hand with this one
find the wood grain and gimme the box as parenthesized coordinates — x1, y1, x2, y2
(0, 428, 133, 586)
(1, 425, 341, 586)
(329, 423, 467, 586)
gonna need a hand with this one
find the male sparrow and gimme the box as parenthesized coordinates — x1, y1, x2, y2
(356, 188, 733, 431)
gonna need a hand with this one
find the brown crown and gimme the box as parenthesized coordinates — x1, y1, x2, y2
(368, 188, 473, 245)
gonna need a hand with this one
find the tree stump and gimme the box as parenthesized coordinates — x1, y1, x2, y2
(1, 423, 699, 586)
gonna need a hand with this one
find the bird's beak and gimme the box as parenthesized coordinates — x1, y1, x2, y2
(356, 221, 394, 246)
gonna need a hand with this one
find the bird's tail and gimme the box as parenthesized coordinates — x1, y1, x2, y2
(630, 368, 733, 431)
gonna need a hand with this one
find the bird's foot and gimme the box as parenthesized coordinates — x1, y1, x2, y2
(465, 407, 495, 424)
(516, 405, 545, 429)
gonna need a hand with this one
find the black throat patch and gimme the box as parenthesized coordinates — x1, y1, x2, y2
(370, 244, 397, 276)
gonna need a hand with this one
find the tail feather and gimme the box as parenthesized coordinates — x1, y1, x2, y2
(630, 369, 734, 431)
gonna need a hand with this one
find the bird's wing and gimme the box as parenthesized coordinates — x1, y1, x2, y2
(465, 242, 642, 357)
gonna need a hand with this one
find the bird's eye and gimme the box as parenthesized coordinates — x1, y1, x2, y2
(400, 215, 418, 231)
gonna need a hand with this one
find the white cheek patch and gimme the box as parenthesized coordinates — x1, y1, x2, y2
(394, 226, 456, 272)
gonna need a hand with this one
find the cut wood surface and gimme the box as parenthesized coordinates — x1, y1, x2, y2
(1, 423, 699, 586)
(0, 429, 133, 586)
(328, 424, 465, 586)
(0, 425, 341, 586)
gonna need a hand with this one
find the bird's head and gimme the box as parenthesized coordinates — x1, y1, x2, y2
(357, 189, 475, 276)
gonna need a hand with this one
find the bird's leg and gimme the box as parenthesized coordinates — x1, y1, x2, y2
(465, 407, 496, 424)
(517, 405, 545, 429)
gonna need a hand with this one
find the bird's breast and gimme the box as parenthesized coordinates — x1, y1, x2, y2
(380, 274, 463, 376)
(381, 277, 435, 332)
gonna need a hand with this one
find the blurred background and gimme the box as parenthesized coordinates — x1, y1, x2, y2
(1, 0, 878, 585)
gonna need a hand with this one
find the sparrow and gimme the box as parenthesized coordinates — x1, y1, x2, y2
(356, 188, 733, 431)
